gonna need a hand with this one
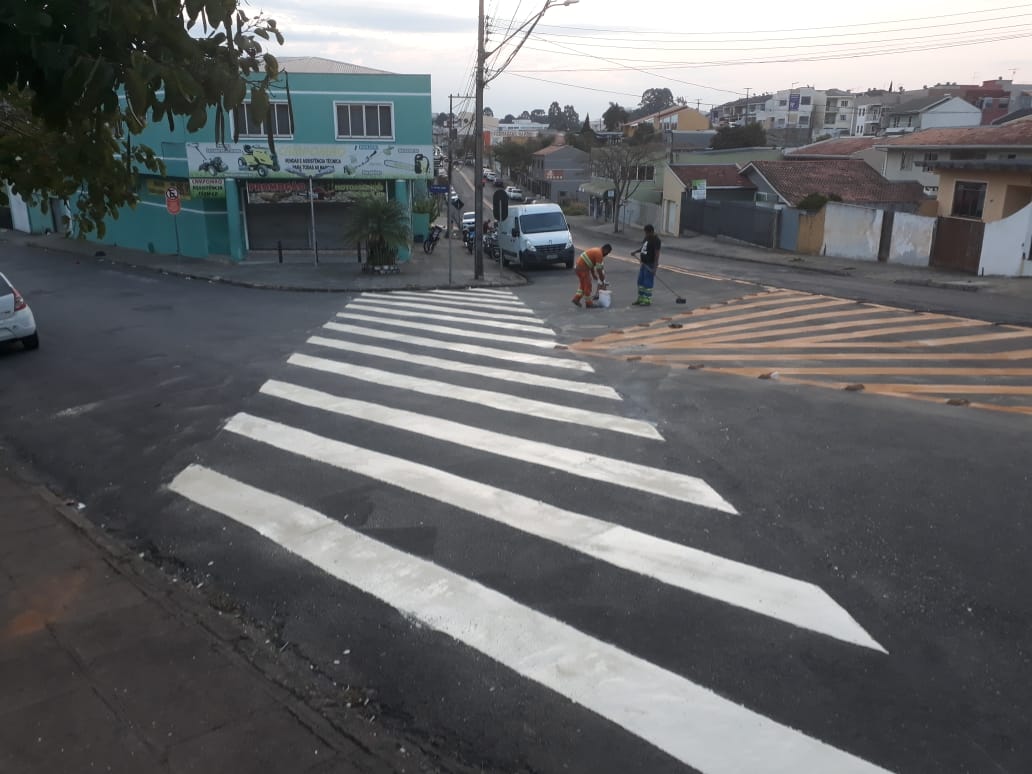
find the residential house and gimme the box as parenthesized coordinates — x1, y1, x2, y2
(15, 56, 434, 260)
(580, 147, 666, 225)
(492, 118, 550, 143)
(660, 164, 755, 235)
(666, 130, 718, 164)
(885, 120, 1032, 276)
(882, 95, 981, 136)
(528, 142, 589, 204)
(739, 159, 928, 211)
(668, 146, 783, 166)
(625, 105, 709, 136)
(710, 94, 773, 128)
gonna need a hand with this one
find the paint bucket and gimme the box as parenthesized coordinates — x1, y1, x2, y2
(595, 288, 612, 308)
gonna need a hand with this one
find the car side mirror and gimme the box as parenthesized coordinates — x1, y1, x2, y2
(511, 228, 519, 237)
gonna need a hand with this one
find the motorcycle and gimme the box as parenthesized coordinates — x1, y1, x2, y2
(483, 228, 500, 261)
(423, 223, 444, 254)
(462, 226, 475, 254)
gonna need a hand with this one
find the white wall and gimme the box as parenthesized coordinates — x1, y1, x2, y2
(822, 202, 883, 260)
(888, 212, 935, 266)
(4, 184, 32, 233)
(921, 97, 982, 130)
(979, 201, 1032, 276)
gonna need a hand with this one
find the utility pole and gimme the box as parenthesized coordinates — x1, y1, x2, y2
(472, 0, 579, 279)
(744, 87, 750, 125)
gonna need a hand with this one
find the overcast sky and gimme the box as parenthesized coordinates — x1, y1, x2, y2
(261, 0, 1032, 119)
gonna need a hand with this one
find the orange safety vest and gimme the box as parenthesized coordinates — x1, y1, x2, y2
(576, 247, 605, 274)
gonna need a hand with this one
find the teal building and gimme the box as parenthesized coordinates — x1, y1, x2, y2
(18, 57, 433, 262)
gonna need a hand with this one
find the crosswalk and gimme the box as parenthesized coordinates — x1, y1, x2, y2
(571, 288, 1032, 415)
(167, 288, 893, 773)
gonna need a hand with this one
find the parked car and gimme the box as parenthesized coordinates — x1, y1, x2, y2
(505, 186, 524, 201)
(0, 272, 39, 350)
(493, 178, 506, 188)
(484, 170, 498, 182)
(461, 211, 476, 231)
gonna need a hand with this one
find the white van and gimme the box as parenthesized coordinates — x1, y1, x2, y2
(496, 203, 575, 269)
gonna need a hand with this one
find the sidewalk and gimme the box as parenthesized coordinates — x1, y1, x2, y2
(0, 455, 476, 773)
(5, 229, 525, 293)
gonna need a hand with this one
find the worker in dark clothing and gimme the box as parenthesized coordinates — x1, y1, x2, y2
(631, 224, 662, 306)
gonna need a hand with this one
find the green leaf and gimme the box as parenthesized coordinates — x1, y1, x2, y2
(249, 86, 269, 124)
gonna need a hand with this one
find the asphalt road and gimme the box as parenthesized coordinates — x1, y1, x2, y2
(2, 239, 1030, 774)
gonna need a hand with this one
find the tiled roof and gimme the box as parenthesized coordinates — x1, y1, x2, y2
(744, 160, 926, 206)
(276, 56, 393, 75)
(533, 143, 586, 157)
(670, 164, 755, 189)
(878, 121, 1032, 148)
(787, 137, 881, 157)
(992, 108, 1032, 125)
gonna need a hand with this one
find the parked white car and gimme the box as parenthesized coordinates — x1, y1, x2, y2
(461, 211, 476, 231)
(505, 186, 524, 201)
(0, 272, 38, 350)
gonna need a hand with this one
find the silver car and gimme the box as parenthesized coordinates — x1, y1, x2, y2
(0, 272, 39, 350)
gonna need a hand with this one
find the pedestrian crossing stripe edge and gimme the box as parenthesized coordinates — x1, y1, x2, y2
(169, 464, 895, 774)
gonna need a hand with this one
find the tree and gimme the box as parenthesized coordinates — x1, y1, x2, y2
(562, 105, 580, 132)
(530, 108, 547, 123)
(635, 88, 676, 119)
(434, 112, 450, 127)
(0, 0, 284, 236)
(710, 123, 767, 149)
(503, 114, 516, 123)
(493, 137, 549, 180)
(340, 195, 411, 268)
(547, 101, 564, 130)
(590, 142, 663, 233)
(628, 123, 657, 145)
(518, 110, 531, 120)
(602, 103, 628, 131)
(483, 107, 494, 117)
(797, 192, 842, 212)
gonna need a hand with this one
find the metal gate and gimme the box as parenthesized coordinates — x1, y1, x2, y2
(930, 217, 983, 274)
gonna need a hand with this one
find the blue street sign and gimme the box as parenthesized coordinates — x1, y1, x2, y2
(429, 184, 449, 194)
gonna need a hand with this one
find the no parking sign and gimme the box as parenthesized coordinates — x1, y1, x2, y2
(165, 187, 181, 215)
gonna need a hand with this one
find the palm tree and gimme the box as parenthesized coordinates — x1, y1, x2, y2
(341, 194, 411, 269)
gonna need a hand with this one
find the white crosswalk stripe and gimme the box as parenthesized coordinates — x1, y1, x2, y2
(320, 322, 592, 370)
(356, 296, 546, 324)
(167, 289, 891, 774)
(334, 312, 558, 348)
(170, 465, 893, 774)
(286, 353, 662, 439)
(306, 337, 619, 398)
(343, 302, 554, 334)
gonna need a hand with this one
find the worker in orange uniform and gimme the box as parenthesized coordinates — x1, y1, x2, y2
(572, 244, 612, 307)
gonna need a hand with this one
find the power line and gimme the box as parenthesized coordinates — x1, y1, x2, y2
(533, 3, 1032, 36)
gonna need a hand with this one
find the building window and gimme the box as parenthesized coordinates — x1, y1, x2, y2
(798, 115, 810, 127)
(951, 181, 987, 218)
(906, 116, 913, 127)
(234, 102, 293, 137)
(841, 100, 850, 107)
(800, 96, 811, 106)
(779, 99, 787, 107)
(917, 152, 939, 171)
(824, 112, 836, 126)
(335, 103, 394, 139)
(628, 165, 655, 181)
(900, 152, 913, 171)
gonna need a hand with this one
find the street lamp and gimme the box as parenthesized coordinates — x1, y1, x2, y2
(472, 0, 578, 279)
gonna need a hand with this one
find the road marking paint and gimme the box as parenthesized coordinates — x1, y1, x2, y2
(606, 302, 884, 345)
(306, 337, 620, 399)
(260, 379, 729, 512)
(342, 303, 554, 336)
(287, 354, 663, 439)
(321, 322, 593, 370)
(465, 287, 519, 297)
(715, 366, 1032, 377)
(427, 288, 530, 305)
(384, 291, 533, 312)
(688, 317, 981, 346)
(334, 313, 558, 349)
(170, 465, 894, 774)
(224, 414, 877, 649)
(356, 296, 544, 324)
(620, 350, 1032, 362)
(860, 383, 1032, 395)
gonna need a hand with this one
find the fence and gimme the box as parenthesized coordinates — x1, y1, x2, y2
(680, 199, 779, 248)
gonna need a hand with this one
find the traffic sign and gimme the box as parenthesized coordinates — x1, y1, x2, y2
(165, 187, 181, 215)
(428, 184, 448, 194)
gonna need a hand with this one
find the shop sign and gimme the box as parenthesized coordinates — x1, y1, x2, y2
(187, 142, 435, 180)
(245, 180, 387, 204)
(691, 179, 707, 200)
(189, 178, 227, 198)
